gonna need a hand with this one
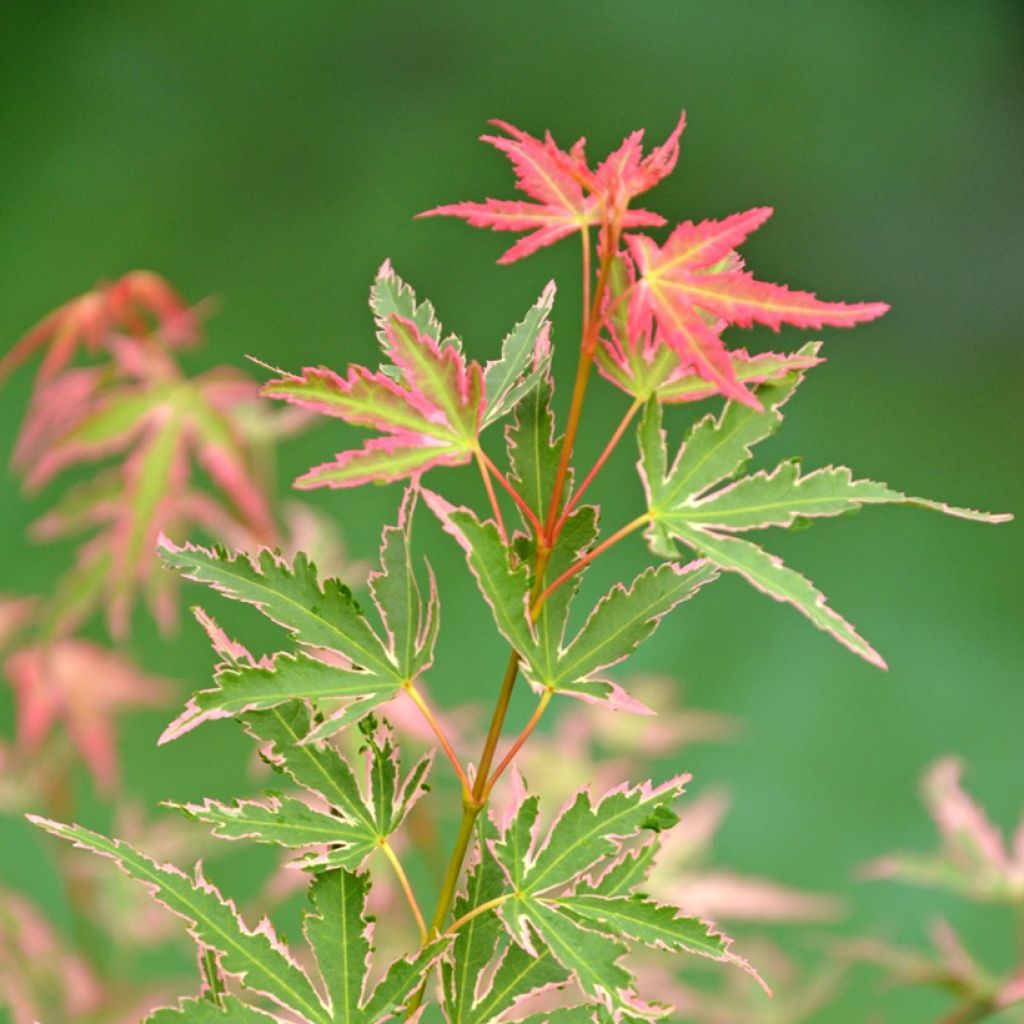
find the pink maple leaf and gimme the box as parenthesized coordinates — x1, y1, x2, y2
(264, 313, 484, 488)
(418, 118, 673, 263)
(0, 270, 200, 387)
(4, 640, 173, 790)
(624, 208, 889, 408)
(596, 254, 826, 403)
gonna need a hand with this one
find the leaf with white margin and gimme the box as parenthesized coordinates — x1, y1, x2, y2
(173, 705, 430, 871)
(144, 996, 281, 1022)
(443, 830, 570, 1024)
(28, 817, 331, 1024)
(638, 367, 1010, 667)
(422, 490, 715, 711)
(482, 282, 555, 427)
(160, 487, 438, 742)
(489, 778, 763, 1016)
(304, 869, 450, 1023)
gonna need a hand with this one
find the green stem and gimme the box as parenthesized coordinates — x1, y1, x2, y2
(556, 398, 642, 532)
(446, 894, 512, 935)
(535, 513, 651, 609)
(543, 221, 621, 543)
(406, 219, 619, 1020)
(380, 839, 428, 943)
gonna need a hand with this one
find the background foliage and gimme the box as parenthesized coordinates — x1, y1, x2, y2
(1, 3, 1021, 1020)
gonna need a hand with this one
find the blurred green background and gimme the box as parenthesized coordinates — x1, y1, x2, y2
(1, 2, 1022, 1020)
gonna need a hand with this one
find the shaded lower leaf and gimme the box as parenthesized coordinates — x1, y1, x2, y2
(29, 817, 330, 1024)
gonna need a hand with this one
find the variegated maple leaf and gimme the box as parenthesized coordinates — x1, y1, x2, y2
(6, 275, 281, 639)
(623, 208, 889, 408)
(4, 640, 173, 790)
(418, 116, 683, 263)
(169, 705, 433, 874)
(263, 262, 551, 488)
(483, 775, 763, 1019)
(596, 254, 825, 404)
(159, 486, 438, 742)
(30, 817, 449, 1024)
(637, 355, 1010, 666)
(17, 360, 277, 638)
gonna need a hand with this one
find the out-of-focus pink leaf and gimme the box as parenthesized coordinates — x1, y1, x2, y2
(864, 757, 1024, 902)
(0, 889, 104, 1024)
(4, 640, 173, 790)
(0, 595, 35, 652)
(1, 270, 200, 387)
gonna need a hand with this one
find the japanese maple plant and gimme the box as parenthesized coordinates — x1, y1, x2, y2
(23, 113, 1013, 1023)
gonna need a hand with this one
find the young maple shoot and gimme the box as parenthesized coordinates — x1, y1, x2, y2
(29, 113, 1010, 1024)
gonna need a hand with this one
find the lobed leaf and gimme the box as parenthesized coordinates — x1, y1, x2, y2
(638, 367, 1010, 667)
(505, 375, 564, 527)
(165, 795, 377, 871)
(28, 817, 331, 1024)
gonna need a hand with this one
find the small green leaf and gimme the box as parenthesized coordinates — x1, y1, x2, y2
(482, 282, 555, 427)
(232, 704, 430, 864)
(370, 259, 449, 350)
(505, 377, 564, 527)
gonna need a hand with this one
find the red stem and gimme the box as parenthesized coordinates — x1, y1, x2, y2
(475, 449, 508, 544)
(556, 398, 641, 532)
(478, 448, 543, 536)
(535, 513, 650, 609)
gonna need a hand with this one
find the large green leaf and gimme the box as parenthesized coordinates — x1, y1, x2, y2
(488, 778, 760, 1017)
(638, 365, 1010, 667)
(31, 816, 447, 1024)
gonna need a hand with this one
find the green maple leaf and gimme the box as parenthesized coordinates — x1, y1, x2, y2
(423, 491, 715, 711)
(29, 817, 447, 1024)
(637, 348, 1010, 667)
(165, 704, 430, 872)
(442, 832, 570, 1024)
(159, 486, 437, 742)
(483, 776, 760, 1017)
